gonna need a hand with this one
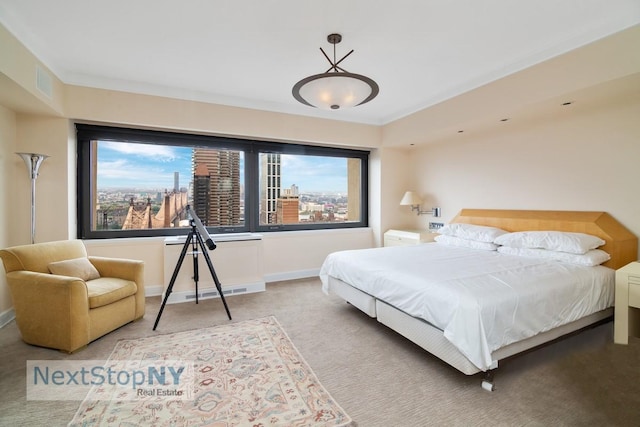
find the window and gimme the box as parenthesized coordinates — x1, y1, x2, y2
(76, 124, 368, 239)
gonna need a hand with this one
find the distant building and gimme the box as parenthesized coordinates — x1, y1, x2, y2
(193, 149, 241, 226)
(277, 194, 299, 224)
(260, 153, 281, 224)
(193, 163, 211, 224)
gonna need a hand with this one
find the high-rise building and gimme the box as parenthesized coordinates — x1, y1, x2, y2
(260, 153, 281, 224)
(192, 149, 241, 226)
(192, 163, 211, 223)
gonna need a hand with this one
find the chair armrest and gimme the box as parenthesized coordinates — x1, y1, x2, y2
(5, 270, 90, 352)
(88, 256, 144, 282)
(7, 270, 89, 306)
(88, 256, 145, 319)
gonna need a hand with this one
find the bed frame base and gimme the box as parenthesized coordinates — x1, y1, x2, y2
(328, 275, 613, 389)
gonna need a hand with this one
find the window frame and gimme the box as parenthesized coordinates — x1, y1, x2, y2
(76, 124, 369, 239)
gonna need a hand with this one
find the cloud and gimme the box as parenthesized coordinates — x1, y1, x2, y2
(100, 141, 186, 161)
(98, 155, 192, 189)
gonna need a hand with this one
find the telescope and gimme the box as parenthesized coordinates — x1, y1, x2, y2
(153, 204, 231, 330)
(187, 205, 216, 250)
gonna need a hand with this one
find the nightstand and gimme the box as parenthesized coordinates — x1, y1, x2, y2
(383, 229, 437, 247)
(614, 261, 640, 344)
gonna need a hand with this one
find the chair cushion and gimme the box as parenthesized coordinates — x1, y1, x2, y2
(86, 278, 137, 309)
(48, 257, 100, 281)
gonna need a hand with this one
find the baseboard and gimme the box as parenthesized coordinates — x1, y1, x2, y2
(0, 307, 15, 329)
(264, 269, 319, 283)
(162, 281, 265, 304)
(146, 268, 319, 301)
(145, 285, 164, 298)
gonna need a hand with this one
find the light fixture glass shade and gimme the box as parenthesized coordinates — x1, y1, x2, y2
(293, 33, 379, 110)
(400, 191, 422, 206)
(293, 72, 379, 110)
(17, 152, 49, 179)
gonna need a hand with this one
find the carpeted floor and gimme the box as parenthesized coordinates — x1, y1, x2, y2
(1, 278, 639, 426)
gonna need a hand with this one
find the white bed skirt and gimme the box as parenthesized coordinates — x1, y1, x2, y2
(327, 276, 612, 375)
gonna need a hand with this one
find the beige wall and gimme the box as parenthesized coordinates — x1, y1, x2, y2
(0, 105, 17, 315)
(261, 228, 373, 281)
(0, 24, 64, 115)
(405, 81, 640, 244)
(14, 115, 74, 242)
(65, 86, 381, 150)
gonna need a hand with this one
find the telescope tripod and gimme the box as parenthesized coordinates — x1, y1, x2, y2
(153, 220, 232, 330)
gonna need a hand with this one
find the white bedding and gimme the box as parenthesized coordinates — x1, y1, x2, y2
(319, 243, 614, 371)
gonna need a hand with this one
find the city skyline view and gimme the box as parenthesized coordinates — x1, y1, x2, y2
(97, 141, 350, 194)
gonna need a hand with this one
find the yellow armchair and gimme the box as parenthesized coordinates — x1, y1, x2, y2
(0, 240, 145, 352)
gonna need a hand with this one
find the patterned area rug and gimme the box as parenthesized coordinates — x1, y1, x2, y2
(69, 316, 354, 426)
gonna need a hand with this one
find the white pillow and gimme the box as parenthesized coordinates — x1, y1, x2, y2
(437, 223, 508, 243)
(497, 246, 610, 266)
(494, 231, 605, 254)
(435, 234, 499, 251)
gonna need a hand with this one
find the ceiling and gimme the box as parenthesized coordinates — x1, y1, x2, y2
(1, 1, 639, 126)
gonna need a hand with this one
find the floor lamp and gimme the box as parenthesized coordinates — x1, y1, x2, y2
(16, 152, 49, 244)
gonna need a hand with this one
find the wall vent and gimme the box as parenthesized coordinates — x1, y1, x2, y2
(202, 291, 219, 298)
(162, 282, 265, 305)
(36, 65, 53, 99)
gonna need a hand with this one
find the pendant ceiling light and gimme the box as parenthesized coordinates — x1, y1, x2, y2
(292, 33, 379, 110)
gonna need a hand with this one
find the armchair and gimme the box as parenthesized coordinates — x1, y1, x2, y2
(0, 240, 145, 352)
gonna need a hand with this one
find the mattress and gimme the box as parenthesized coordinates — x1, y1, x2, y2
(319, 243, 614, 371)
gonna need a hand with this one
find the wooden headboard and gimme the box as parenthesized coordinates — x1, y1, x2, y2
(451, 209, 638, 270)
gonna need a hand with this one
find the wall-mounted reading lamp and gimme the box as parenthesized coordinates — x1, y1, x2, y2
(400, 191, 441, 217)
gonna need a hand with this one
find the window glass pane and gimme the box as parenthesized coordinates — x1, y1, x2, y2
(93, 141, 244, 232)
(77, 124, 367, 238)
(258, 153, 361, 226)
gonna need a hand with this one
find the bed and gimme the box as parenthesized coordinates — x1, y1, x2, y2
(319, 209, 638, 389)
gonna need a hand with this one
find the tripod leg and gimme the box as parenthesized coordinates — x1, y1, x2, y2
(196, 232, 232, 320)
(153, 232, 194, 330)
(192, 236, 199, 304)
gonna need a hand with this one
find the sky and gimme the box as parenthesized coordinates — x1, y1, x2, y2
(97, 141, 349, 193)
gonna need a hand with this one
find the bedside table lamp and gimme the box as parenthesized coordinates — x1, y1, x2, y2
(400, 191, 441, 217)
(16, 152, 49, 244)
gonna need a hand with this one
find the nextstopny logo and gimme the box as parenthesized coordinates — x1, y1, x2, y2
(27, 360, 195, 401)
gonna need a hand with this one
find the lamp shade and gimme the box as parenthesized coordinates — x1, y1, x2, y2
(16, 152, 49, 244)
(17, 152, 49, 179)
(293, 72, 379, 110)
(400, 191, 422, 206)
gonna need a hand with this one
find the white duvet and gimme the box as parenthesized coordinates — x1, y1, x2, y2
(319, 243, 614, 371)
